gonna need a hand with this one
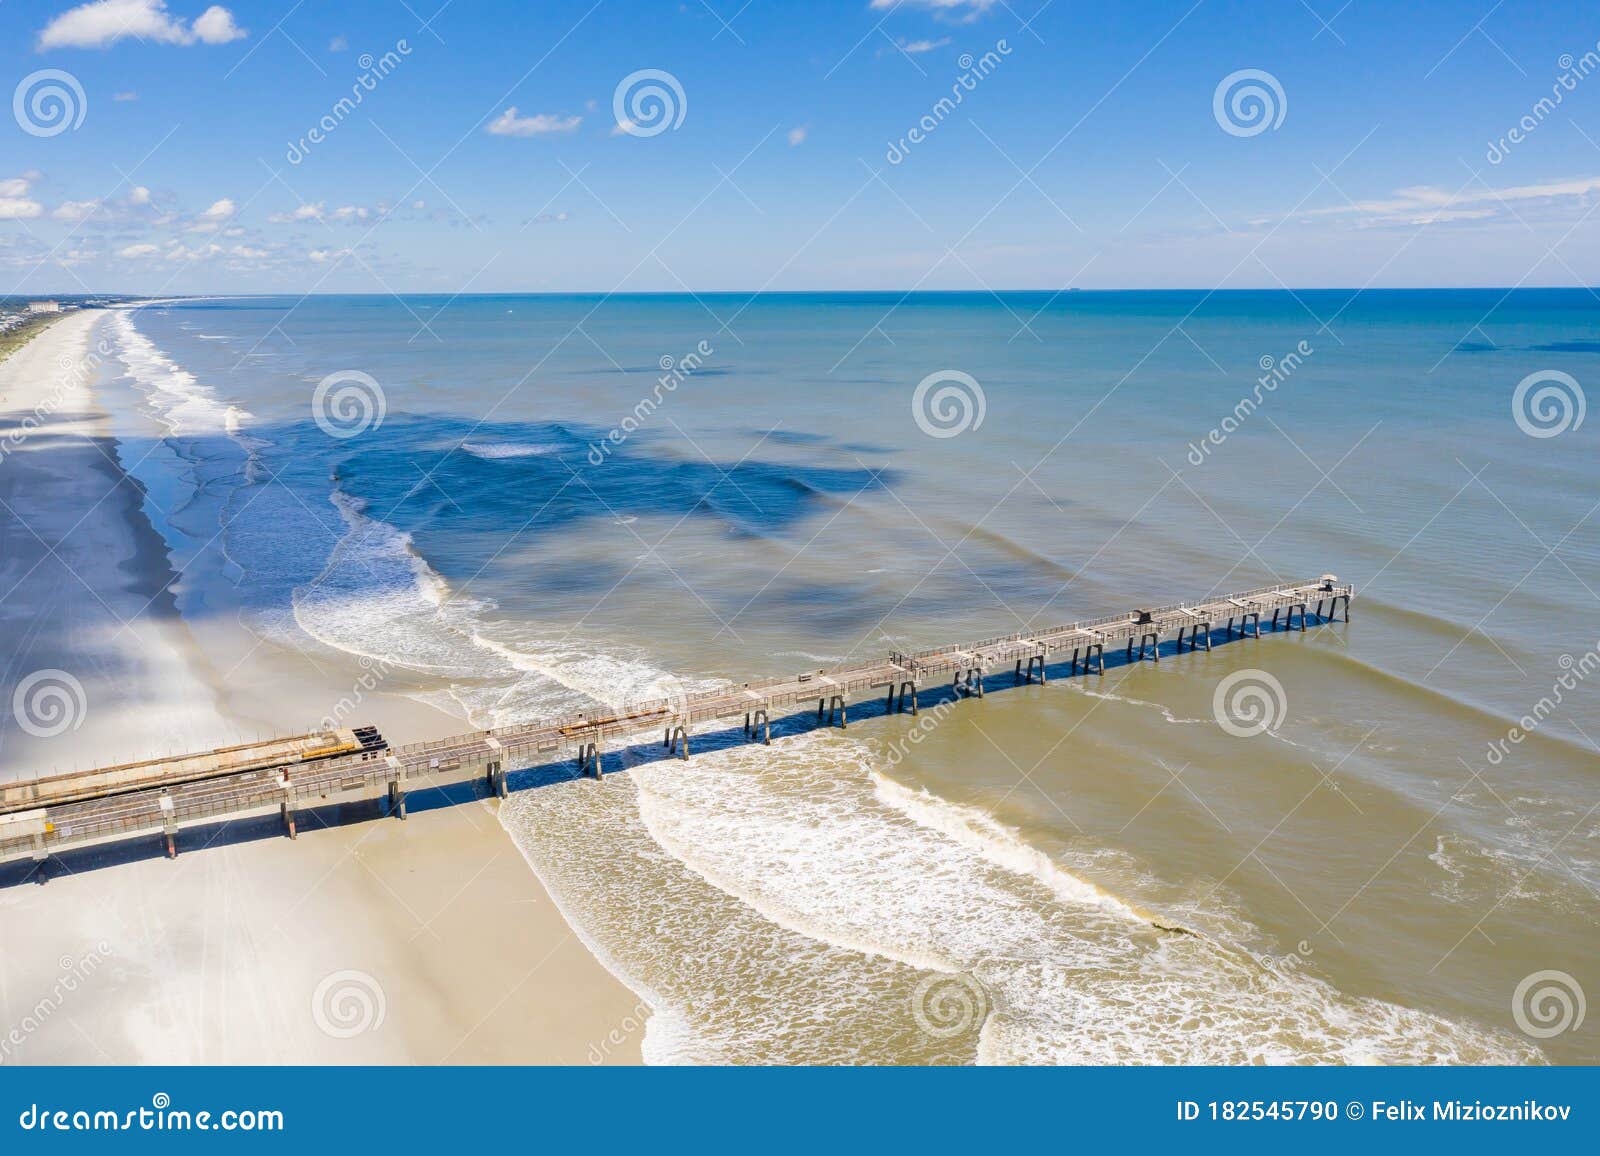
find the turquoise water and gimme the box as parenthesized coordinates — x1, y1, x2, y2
(98, 291, 1598, 1063)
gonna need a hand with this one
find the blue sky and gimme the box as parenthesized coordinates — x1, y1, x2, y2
(3, 0, 1599, 293)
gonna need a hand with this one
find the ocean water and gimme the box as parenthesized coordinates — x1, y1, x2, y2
(92, 291, 1598, 1063)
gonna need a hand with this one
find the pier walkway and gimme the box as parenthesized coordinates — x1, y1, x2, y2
(0, 576, 1351, 868)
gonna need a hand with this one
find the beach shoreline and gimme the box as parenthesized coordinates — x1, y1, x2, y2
(0, 310, 645, 1065)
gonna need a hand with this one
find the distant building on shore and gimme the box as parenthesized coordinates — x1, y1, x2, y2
(27, 300, 62, 314)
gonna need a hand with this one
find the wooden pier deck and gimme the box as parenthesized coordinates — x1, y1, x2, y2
(0, 576, 1351, 868)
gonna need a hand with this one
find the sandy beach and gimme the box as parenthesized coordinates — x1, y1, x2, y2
(0, 311, 644, 1065)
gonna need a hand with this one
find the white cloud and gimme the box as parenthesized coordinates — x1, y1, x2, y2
(230, 244, 268, 258)
(200, 197, 235, 219)
(308, 247, 352, 263)
(113, 91, 139, 101)
(487, 107, 582, 137)
(270, 202, 324, 223)
(1310, 175, 1600, 226)
(165, 241, 223, 261)
(128, 185, 151, 205)
(39, 1, 247, 50)
(0, 198, 44, 220)
(329, 35, 347, 52)
(898, 37, 952, 53)
(0, 176, 43, 219)
(52, 199, 101, 221)
(190, 6, 244, 43)
(787, 125, 808, 147)
(330, 205, 369, 222)
(118, 242, 159, 258)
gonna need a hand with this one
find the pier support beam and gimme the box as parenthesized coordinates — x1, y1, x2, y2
(823, 694, 848, 728)
(275, 772, 297, 839)
(385, 756, 406, 819)
(577, 742, 602, 779)
(668, 725, 691, 758)
(892, 680, 919, 715)
(1228, 611, 1262, 638)
(156, 794, 178, 858)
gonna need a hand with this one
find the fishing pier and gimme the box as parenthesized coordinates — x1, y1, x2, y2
(0, 576, 1351, 870)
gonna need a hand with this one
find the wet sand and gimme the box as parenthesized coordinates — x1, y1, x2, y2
(0, 311, 643, 1065)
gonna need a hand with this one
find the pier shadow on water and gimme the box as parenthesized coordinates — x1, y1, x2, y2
(0, 610, 1346, 890)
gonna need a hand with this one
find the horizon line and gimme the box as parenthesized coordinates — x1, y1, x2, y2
(10, 285, 1600, 301)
